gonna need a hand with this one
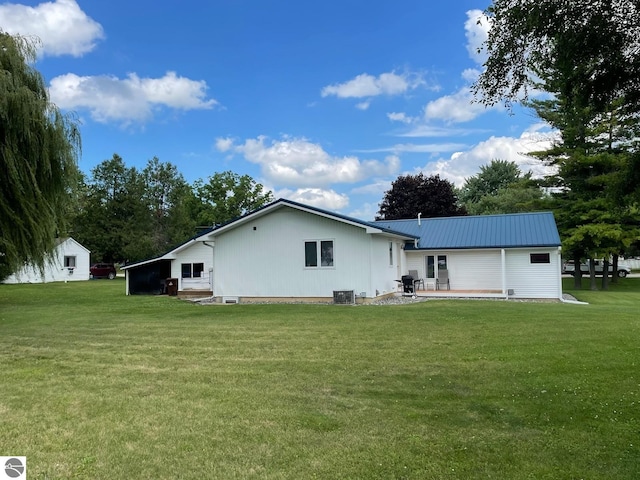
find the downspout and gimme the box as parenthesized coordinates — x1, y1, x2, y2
(555, 246, 588, 303)
(501, 248, 507, 299)
(203, 241, 215, 296)
(557, 246, 563, 300)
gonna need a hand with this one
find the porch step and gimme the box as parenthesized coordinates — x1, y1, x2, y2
(177, 290, 213, 299)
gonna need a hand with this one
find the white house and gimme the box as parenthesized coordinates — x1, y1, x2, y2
(122, 199, 563, 302)
(2, 237, 91, 284)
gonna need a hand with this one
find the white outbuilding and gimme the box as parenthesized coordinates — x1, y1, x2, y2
(2, 237, 91, 284)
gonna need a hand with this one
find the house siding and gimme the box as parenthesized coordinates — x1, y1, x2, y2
(406, 250, 502, 290)
(2, 238, 90, 284)
(211, 207, 397, 299)
(171, 242, 214, 291)
(405, 247, 561, 298)
(505, 248, 561, 299)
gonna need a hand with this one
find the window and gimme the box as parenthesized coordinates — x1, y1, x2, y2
(320, 241, 333, 266)
(305, 240, 334, 268)
(305, 242, 317, 267)
(193, 263, 204, 277)
(530, 253, 550, 264)
(426, 256, 435, 279)
(389, 242, 393, 266)
(182, 263, 205, 278)
(64, 256, 76, 268)
(181, 263, 192, 278)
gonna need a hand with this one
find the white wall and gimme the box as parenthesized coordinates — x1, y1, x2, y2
(405, 247, 561, 298)
(2, 238, 90, 284)
(171, 242, 214, 291)
(211, 207, 398, 299)
(505, 248, 562, 299)
(406, 249, 502, 290)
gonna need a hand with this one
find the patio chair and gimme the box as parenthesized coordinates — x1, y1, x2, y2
(436, 269, 450, 290)
(408, 270, 424, 291)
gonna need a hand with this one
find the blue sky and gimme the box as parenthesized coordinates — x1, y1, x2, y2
(2, 0, 555, 219)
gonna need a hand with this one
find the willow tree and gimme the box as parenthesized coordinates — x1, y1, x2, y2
(0, 32, 81, 280)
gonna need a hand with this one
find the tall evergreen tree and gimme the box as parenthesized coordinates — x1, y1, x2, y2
(73, 154, 152, 263)
(142, 157, 195, 253)
(0, 32, 81, 280)
(458, 159, 544, 215)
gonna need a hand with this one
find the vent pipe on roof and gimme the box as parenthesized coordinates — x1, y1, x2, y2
(418, 212, 422, 226)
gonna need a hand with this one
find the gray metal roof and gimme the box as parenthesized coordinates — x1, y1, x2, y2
(374, 212, 561, 250)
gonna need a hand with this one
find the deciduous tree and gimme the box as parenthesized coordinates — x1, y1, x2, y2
(376, 174, 466, 220)
(0, 32, 80, 279)
(194, 171, 273, 226)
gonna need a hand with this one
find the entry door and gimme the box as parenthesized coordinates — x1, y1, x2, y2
(425, 255, 447, 280)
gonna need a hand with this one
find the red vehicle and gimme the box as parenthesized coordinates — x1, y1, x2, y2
(90, 263, 117, 279)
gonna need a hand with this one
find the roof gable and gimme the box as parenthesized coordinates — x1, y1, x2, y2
(204, 198, 418, 240)
(374, 212, 561, 249)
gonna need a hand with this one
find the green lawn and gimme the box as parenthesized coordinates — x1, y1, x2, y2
(1, 279, 639, 479)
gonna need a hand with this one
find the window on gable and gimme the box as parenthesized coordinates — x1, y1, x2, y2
(64, 256, 76, 268)
(530, 253, 550, 264)
(305, 240, 334, 268)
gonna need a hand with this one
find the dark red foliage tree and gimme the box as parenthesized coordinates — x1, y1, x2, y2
(376, 173, 467, 220)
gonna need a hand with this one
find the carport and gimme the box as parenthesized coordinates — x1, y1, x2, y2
(124, 259, 172, 295)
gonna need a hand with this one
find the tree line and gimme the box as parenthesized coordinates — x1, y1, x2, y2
(70, 154, 273, 264)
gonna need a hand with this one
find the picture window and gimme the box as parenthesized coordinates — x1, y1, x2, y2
(305, 240, 334, 268)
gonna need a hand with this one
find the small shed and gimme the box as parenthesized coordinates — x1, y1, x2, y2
(2, 237, 91, 284)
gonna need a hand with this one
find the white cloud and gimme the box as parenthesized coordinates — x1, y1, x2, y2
(321, 71, 424, 99)
(387, 112, 415, 124)
(356, 143, 468, 154)
(419, 125, 559, 187)
(461, 68, 481, 83)
(275, 188, 349, 210)
(423, 86, 492, 123)
(397, 125, 482, 138)
(465, 9, 490, 65)
(351, 180, 391, 197)
(215, 137, 234, 152)
(0, 0, 104, 57)
(220, 136, 400, 188)
(347, 202, 381, 222)
(49, 71, 217, 124)
(414, 11, 492, 125)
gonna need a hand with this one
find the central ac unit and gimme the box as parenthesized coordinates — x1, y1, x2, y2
(333, 290, 355, 305)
